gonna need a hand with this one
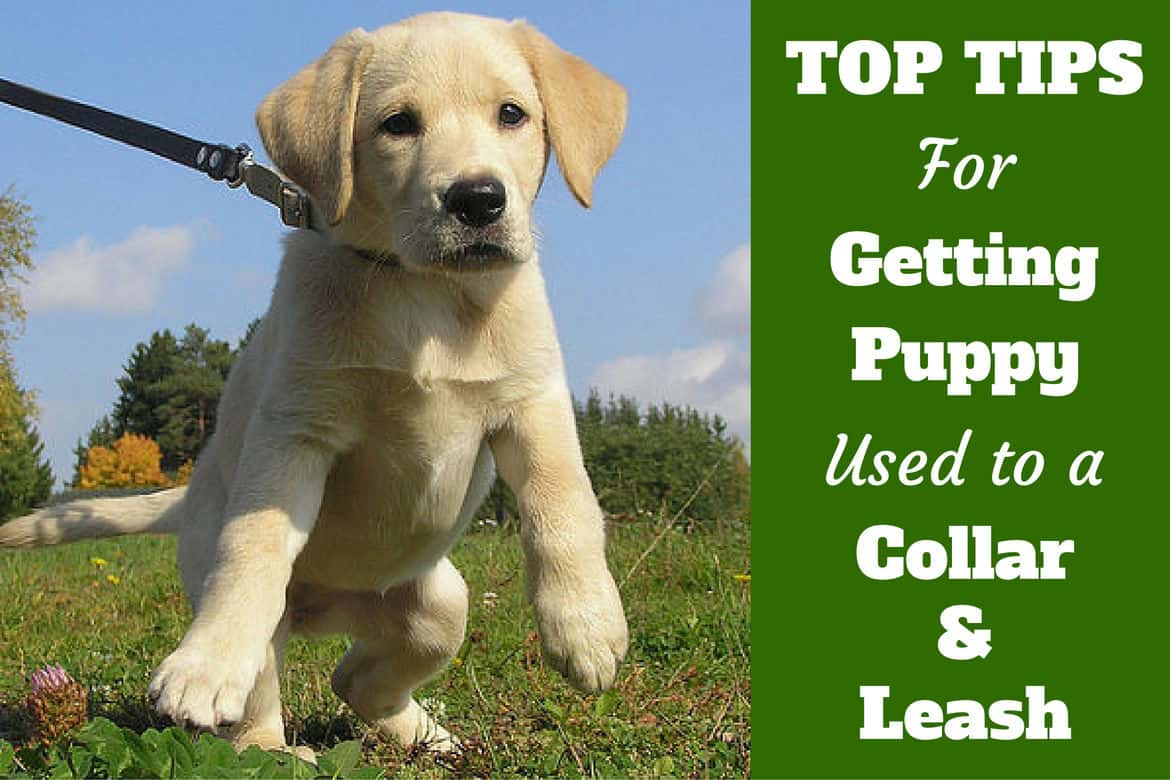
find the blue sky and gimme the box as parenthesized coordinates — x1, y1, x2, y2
(1, 1, 749, 485)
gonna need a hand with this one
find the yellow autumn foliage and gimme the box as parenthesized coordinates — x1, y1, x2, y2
(0, 353, 35, 447)
(78, 433, 171, 490)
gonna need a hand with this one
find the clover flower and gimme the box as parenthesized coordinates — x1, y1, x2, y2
(25, 665, 88, 745)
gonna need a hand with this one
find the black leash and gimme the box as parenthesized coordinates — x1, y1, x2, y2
(0, 77, 319, 231)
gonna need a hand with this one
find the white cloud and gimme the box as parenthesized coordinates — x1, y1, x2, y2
(23, 225, 194, 314)
(588, 244, 751, 444)
(697, 243, 750, 336)
(590, 341, 750, 437)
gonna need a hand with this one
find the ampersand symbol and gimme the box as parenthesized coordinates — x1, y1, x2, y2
(937, 604, 992, 660)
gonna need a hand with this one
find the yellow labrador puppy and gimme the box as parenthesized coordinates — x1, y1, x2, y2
(0, 11, 628, 756)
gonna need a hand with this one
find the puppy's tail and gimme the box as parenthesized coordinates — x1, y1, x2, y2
(0, 487, 186, 549)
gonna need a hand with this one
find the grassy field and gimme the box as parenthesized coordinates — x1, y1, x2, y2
(0, 519, 750, 777)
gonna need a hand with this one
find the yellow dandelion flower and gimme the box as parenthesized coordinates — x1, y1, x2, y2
(452, 657, 463, 667)
(106, 574, 121, 585)
(90, 557, 108, 569)
(734, 573, 751, 583)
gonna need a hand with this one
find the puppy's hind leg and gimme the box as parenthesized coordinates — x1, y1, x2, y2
(329, 558, 469, 752)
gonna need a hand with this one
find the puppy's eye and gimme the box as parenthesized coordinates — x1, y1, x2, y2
(498, 102, 527, 128)
(382, 111, 419, 136)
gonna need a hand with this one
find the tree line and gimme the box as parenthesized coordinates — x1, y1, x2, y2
(75, 336, 749, 529)
(485, 391, 749, 531)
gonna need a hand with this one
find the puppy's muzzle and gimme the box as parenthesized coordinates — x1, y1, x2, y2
(443, 177, 506, 227)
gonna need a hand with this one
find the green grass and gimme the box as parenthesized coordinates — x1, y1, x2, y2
(0, 520, 750, 777)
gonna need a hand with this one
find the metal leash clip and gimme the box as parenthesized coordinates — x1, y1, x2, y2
(233, 146, 317, 230)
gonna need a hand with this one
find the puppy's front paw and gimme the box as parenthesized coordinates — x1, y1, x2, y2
(147, 643, 262, 731)
(534, 572, 628, 693)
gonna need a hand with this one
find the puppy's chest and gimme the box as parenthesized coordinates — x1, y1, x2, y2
(340, 372, 500, 504)
(295, 374, 501, 588)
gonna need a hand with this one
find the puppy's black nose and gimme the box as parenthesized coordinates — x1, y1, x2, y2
(443, 177, 506, 227)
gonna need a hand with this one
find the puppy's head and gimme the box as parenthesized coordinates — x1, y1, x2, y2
(256, 12, 626, 273)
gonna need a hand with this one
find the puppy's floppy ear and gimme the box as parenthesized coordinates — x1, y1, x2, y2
(512, 22, 627, 208)
(256, 29, 373, 226)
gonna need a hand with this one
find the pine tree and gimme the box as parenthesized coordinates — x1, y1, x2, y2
(0, 408, 53, 519)
(112, 329, 182, 443)
(154, 324, 233, 468)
